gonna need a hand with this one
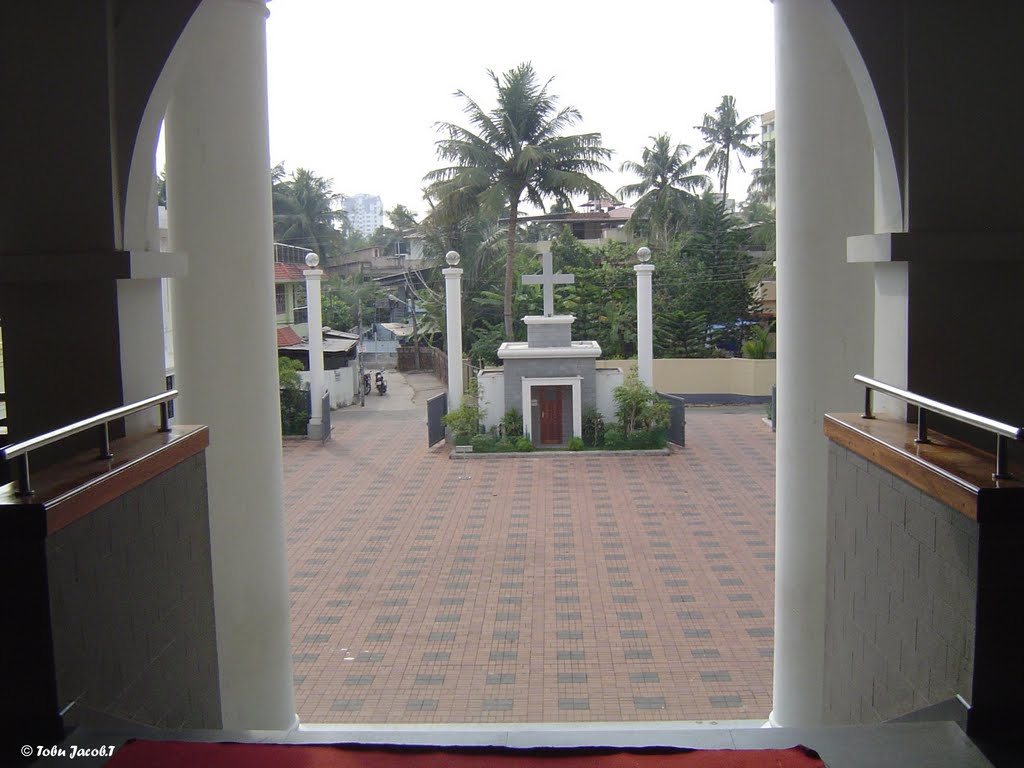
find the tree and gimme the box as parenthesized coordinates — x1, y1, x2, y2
(272, 165, 347, 258)
(618, 134, 707, 248)
(747, 140, 775, 205)
(387, 204, 418, 230)
(424, 62, 611, 337)
(695, 95, 758, 206)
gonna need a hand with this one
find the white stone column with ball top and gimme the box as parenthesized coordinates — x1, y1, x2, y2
(443, 251, 464, 409)
(164, 0, 297, 730)
(635, 246, 655, 388)
(304, 254, 325, 439)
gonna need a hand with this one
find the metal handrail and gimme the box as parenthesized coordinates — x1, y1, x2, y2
(856, 374, 1022, 480)
(1, 390, 178, 497)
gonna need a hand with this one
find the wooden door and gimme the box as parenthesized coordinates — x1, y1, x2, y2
(539, 386, 563, 445)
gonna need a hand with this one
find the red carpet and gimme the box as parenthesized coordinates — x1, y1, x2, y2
(104, 741, 825, 768)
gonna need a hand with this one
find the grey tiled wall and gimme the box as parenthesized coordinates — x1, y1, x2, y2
(527, 323, 572, 348)
(503, 358, 597, 414)
(46, 452, 221, 728)
(824, 442, 977, 724)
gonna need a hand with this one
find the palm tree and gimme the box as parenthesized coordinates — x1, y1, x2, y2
(618, 134, 708, 247)
(424, 62, 612, 337)
(695, 95, 758, 207)
(272, 166, 347, 257)
(747, 141, 775, 205)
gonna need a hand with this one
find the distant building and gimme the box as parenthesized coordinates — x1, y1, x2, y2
(761, 109, 775, 152)
(343, 194, 384, 237)
(759, 109, 776, 207)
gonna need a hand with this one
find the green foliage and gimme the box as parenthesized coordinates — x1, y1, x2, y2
(471, 434, 497, 452)
(613, 371, 671, 435)
(279, 388, 309, 436)
(500, 408, 524, 438)
(602, 427, 624, 450)
(278, 356, 304, 390)
(567, 436, 584, 451)
(695, 95, 759, 204)
(602, 425, 666, 450)
(443, 400, 480, 439)
(322, 275, 385, 331)
(424, 62, 612, 336)
(582, 408, 605, 447)
(742, 324, 773, 359)
(272, 164, 347, 258)
(278, 356, 308, 435)
(618, 133, 707, 248)
(442, 381, 481, 438)
(514, 436, 534, 452)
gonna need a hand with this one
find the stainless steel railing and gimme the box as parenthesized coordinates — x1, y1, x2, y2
(0, 390, 178, 497)
(856, 374, 1022, 480)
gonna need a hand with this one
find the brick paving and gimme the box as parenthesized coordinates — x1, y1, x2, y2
(283, 372, 776, 723)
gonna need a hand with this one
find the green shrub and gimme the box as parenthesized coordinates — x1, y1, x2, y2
(500, 408, 523, 438)
(613, 371, 671, 435)
(442, 382, 481, 439)
(582, 408, 605, 447)
(514, 436, 534, 452)
(470, 434, 498, 452)
(626, 428, 667, 450)
(603, 427, 625, 450)
(278, 356, 304, 390)
(567, 436, 584, 451)
(279, 387, 309, 436)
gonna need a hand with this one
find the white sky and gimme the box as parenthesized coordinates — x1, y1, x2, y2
(263, 1, 775, 221)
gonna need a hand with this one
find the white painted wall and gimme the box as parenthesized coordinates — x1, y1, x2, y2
(596, 368, 623, 422)
(298, 366, 358, 409)
(477, 370, 505, 430)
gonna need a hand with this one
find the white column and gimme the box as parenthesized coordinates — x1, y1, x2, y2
(634, 262, 655, 389)
(164, 0, 296, 731)
(444, 261, 464, 410)
(771, 0, 876, 727)
(304, 262, 325, 438)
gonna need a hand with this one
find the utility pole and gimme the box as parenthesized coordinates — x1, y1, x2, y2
(358, 298, 365, 407)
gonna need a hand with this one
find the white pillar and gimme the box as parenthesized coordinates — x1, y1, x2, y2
(771, 0, 876, 727)
(304, 261, 325, 438)
(164, 0, 296, 731)
(443, 259, 464, 410)
(634, 262, 655, 389)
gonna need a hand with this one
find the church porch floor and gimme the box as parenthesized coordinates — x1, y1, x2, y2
(282, 373, 776, 724)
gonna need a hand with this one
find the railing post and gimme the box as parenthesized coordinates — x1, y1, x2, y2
(159, 402, 171, 433)
(915, 408, 930, 444)
(862, 386, 873, 419)
(98, 422, 113, 459)
(994, 435, 1012, 480)
(16, 454, 32, 497)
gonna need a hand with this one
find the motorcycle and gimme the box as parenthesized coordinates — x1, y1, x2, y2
(375, 370, 387, 395)
(361, 372, 372, 396)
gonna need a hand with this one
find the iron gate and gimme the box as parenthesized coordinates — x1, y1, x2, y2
(427, 392, 448, 447)
(658, 393, 686, 447)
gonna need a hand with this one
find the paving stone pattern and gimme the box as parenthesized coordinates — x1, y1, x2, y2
(283, 376, 775, 723)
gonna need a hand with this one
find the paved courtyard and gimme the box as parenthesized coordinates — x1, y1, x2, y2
(283, 372, 776, 724)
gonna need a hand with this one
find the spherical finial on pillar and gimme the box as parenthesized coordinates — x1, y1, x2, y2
(445, 250, 461, 266)
(304, 252, 320, 268)
(637, 246, 652, 263)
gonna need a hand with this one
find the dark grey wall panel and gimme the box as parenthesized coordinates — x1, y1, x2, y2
(46, 452, 220, 729)
(825, 442, 977, 724)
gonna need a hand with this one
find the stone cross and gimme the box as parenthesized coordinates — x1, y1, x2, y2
(522, 252, 574, 317)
